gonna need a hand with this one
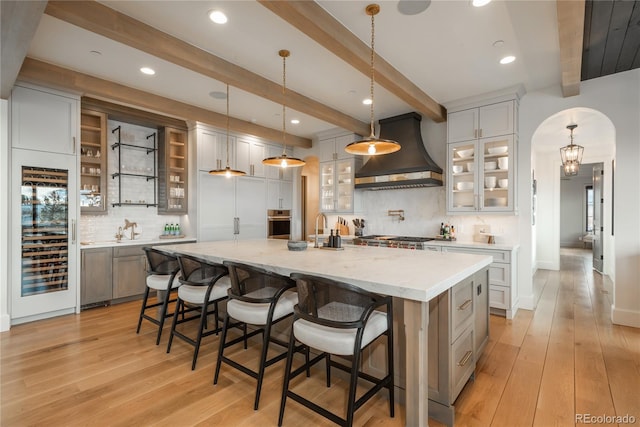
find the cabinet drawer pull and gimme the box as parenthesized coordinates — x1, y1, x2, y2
(458, 350, 473, 367)
(458, 299, 472, 311)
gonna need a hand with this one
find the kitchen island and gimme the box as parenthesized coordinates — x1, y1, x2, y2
(158, 239, 492, 427)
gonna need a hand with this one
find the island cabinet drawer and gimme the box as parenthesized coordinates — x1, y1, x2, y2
(442, 246, 510, 263)
(489, 263, 509, 287)
(489, 285, 510, 310)
(451, 277, 474, 341)
(451, 326, 475, 401)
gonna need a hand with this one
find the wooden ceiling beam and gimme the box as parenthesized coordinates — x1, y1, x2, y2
(0, 1, 47, 99)
(557, 0, 585, 97)
(43, 0, 369, 137)
(258, 0, 447, 123)
(18, 58, 312, 148)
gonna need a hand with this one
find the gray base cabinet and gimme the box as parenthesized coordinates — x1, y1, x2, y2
(81, 247, 113, 306)
(428, 269, 488, 427)
(112, 246, 147, 299)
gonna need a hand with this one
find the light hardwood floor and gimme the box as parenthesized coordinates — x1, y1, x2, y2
(2, 249, 638, 426)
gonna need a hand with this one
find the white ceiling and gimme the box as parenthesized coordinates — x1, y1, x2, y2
(26, 0, 563, 140)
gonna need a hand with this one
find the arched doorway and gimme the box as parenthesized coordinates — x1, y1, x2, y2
(530, 107, 615, 278)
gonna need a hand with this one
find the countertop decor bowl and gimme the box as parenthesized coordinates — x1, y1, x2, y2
(287, 240, 308, 251)
(452, 165, 464, 174)
(456, 181, 474, 191)
(456, 148, 474, 158)
(488, 146, 508, 155)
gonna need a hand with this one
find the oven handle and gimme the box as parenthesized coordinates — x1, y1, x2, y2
(267, 216, 292, 220)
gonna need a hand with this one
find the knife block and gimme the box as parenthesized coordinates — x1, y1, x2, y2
(335, 223, 349, 236)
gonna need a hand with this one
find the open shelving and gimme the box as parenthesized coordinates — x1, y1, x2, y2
(110, 125, 158, 207)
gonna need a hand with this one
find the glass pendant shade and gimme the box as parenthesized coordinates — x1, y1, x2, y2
(345, 4, 400, 156)
(209, 84, 247, 177)
(560, 124, 583, 177)
(263, 49, 305, 168)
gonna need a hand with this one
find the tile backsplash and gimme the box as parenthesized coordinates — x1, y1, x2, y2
(322, 186, 519, 245)
(80, 120, 182, 242)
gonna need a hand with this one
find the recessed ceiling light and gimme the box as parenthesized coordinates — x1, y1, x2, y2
(209, 91, 227, 99)
(209, 10, 227, 24)
(472, 0, 491, 7)
(500, 55, 516, 65)
(290, 119, 300, 124)
(362, 98, 373, 105)
(140, 67, 155, 75)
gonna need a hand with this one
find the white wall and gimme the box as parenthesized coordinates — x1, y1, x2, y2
(520, 69, 640, 327)
(1, 99, 10, 331)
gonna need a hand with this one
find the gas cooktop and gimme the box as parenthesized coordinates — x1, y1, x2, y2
(353, 235, 435, 249)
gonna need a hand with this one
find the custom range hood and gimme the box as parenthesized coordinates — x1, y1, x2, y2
(354, 112, 443, 190)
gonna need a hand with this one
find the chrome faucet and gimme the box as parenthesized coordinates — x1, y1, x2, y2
(123, 219, 140, 240)
(314, 213, 328, 248)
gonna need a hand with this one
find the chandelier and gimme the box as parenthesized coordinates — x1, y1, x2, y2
(560, 124, 583, 176)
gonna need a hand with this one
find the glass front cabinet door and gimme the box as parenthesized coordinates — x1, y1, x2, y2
(320, 159, 359, 213)
(448, 135, 515, 213)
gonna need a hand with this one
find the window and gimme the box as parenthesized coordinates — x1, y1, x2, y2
(585, 185, 594, 233)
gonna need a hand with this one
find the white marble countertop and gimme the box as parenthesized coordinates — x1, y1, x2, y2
(157, 239, 492, 303)
(81, 237, 196, 249)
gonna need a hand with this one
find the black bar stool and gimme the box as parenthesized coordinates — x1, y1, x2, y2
(166, 254, 230, 370)
(136, 247, 181, 345)
(214, 261, 300, 410)
(278, 273, 394, 427)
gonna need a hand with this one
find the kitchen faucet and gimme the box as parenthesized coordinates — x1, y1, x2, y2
(314, 213, 328, 248)
(123, 219, 140, 240)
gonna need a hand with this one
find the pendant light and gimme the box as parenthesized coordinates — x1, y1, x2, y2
(262, 49, 305, 168)
(560, 124, 583, 176)
(209, 84, 246, 177)
(345, 4, 400, 156)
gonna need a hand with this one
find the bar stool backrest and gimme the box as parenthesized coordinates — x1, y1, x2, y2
(291, 273, 390, 329)
(143, 247, 179, 276)
(223, 261, 295, 303)
(177, 254, 228, 286)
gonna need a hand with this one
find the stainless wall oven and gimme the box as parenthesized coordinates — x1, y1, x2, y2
(267, 209, 291, 239)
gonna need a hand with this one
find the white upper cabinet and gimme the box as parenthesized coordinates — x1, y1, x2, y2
(11, 84, 79, 155)
(447, 100, 514, 143)
(447, 108, 478, 143)
(479, 101, 515, 139)
(447, 97, 518, 215)
(318, 133, 357, 162)
(236, 138, 265, 177)
(196, 127, 232, 172)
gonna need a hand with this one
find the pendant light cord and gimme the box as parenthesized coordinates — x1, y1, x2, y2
(225, 84, 230, 167)
(281, 51, 287, 156)
(369, 8, 376, 138)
